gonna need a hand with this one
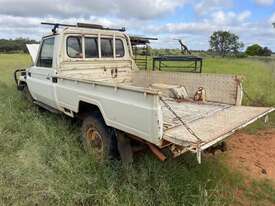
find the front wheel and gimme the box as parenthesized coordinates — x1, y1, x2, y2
(23, 86, 33, 102)
(81, 113, 118, 160)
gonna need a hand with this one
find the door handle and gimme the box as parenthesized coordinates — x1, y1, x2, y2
(46, 76, 51, 80)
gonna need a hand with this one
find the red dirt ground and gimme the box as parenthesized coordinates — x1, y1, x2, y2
(225, 129, 275, 180)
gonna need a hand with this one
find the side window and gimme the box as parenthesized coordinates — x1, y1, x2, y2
(101, 38, 113, 57)
(67, 36, 82, 58)
(115, 39, 125, 57)
(37, 37, 55, 67)
(85, 37, 98, 58)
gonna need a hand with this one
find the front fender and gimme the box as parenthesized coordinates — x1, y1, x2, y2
(14, 69, 26, 90)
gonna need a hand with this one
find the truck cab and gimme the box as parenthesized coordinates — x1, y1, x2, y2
(25, 24, 135, 111)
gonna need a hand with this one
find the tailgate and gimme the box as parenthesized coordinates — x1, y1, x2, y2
(163, 105, 274, 161)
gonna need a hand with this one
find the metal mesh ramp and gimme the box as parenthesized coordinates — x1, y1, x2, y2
(163, 105, 274, 148)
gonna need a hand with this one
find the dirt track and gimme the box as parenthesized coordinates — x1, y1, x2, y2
(225, 129, 275, 180)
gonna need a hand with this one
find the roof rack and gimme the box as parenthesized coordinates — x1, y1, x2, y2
(41, 22, 126, 34)
(129, 35, 158, 45)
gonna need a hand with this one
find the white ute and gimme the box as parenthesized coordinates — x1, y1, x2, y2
(15, 22, 274, 163)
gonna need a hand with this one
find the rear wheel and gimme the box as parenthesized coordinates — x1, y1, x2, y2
(81, 113, 118, 160)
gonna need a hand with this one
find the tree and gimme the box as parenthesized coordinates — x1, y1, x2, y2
(0, 38, 38, 53)
(262, 47, 272, 56)
(209, 31, 244, 57)
(245, 44, 272, 56)
(245, 44, 263, 56)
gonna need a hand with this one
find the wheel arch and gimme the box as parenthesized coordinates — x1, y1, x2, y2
(77, 100, 108, 125)
(18, 80, 27, 91)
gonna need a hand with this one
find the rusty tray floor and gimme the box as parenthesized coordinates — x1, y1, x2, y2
(162, 99, 274, 147)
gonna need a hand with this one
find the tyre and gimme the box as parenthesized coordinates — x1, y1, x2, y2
(220, 142, 227, 152)
(23, 86, 33, 102)
(81, 112, 118, 160)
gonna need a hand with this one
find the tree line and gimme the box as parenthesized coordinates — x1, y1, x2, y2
(0, 34, 273, 57)
(134, 31, 273, 58)
(0, 38, 39, 53)
(209, 31, 273, 57)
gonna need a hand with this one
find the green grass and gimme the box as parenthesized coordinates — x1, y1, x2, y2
(0, 53, 275, 205)
(203, 58, 275, 106)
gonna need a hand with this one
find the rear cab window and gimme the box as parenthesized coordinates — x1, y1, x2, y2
(101, 38, 113, 58)
(100, 38, 125, 58)
(67, 36, 82, 58)
(37, 37, 55, 68)
(66, 35, 126, 59)
(115, 39, 124, 57)
(85, 37, 98, 58)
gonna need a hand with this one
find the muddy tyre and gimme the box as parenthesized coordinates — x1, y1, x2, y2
(81, 113, 118, 160)
(23, 86, 33, 102)
(220, 142, 227, 152)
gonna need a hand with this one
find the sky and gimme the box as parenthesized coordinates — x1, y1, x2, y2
(0, 0, 275, 50)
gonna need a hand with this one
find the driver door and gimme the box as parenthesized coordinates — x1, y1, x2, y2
(27, 36, 57, 109)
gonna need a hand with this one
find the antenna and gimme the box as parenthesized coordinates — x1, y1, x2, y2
(41, 22, 126, 34)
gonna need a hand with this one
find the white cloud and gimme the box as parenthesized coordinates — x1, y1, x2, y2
(150, 10, 252, 35)
(117, 0, 187, 20)
(194, 0, 233, 15)
(0, 0, 188, 20)
(145, 10, 275, 50)
(210, 10, 251, 26)
(0, 0, 274, 51)
(255, 0, 274, 6)
(0, 0, 189, 40)
(238, 10, 251, 22)
(269, 13, 275, 23)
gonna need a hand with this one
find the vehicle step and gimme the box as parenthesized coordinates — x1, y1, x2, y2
(33, 101, 61, 114)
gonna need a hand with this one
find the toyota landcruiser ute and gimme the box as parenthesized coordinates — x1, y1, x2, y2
(14, 22, 275, 163)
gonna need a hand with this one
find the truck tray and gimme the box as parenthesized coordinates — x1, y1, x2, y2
(162, 100, 274, 162)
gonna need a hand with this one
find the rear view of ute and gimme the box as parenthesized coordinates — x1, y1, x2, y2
(132, 71, 275, 163)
